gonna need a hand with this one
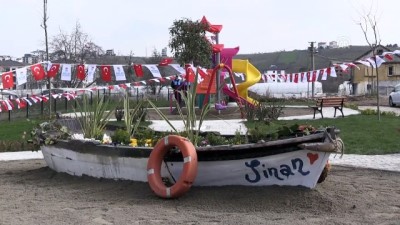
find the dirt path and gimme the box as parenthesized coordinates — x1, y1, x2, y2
(0, 160, 398, 225)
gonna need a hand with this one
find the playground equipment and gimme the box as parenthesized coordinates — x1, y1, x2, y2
(231, 59, 261, 105)
(198, 17, 260, 111)
(202, 63, 256, 118)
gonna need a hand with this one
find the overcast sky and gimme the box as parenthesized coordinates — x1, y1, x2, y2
(1, 0, 398, 58)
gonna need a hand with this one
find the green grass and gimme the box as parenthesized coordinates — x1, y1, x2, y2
(246, 114, 400, 155)
(0, 118, 46, 141)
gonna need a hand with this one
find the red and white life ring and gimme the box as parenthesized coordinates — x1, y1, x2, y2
(147, 135, 198, 198)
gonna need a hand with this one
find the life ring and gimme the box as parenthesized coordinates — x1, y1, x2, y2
(147, 135, 198, 199)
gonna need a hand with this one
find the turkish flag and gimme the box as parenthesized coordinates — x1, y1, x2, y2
(158, 58, 173, 66)
(30, 64, 45, 81)
(76, 64, 86, 80)
(185, 65, 195, 83)
(133, 64, 144, 77)
(100, 65, 112, 82)
(47, 63, 60, 78)
(2, 72, 14, 89)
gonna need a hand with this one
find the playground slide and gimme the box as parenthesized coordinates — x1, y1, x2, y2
(232, 59, 261, 104)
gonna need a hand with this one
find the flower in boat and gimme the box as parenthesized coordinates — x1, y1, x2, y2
(130, 138, 138, 147)
(144, 139, 152, 147)
(102, 133, 112, 144)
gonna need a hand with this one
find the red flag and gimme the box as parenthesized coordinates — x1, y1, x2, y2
(326, 67, 331, 76)
(47, 63, 60, 78)
(100, 65, 112, 82)
(158, 58, 173, 66)
(185, 65, 195, 83)
(133, 64, 143, 77)
(76, 64, 86, 80)
(294, 73, 299, 83)
(311, 70, 317, 82)
(1, 72, 14, 89)
(30, 64, 45, 80)
(15, 99, 27, 109)
(306, 72, 311, 82)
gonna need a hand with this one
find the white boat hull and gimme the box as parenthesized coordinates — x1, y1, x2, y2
(41, 144, 330, 188)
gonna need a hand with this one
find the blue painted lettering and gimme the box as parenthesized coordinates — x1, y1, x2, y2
(244, 158, 311, 184)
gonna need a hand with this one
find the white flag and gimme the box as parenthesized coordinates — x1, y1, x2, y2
(366, 56, 385, 68)
(86, 64, 96, 82)
(329, 67, 337, 77)
(356, 60, 371, 67)
(144, 64, 161, 78)
(61, 64, 72, 81)
(15, 67, 27, 85)
(113, 65, 126, 81)
(47, 61, 53, 71)
(170, 64, 186, 75)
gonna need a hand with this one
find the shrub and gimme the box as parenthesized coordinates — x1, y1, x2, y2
(111, 129, 130, 145)
(360, 109, 397, 116)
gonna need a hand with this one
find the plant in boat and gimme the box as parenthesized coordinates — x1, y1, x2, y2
(73, 94, 114, 139)
(148, 70, 211, 146)
(29, 120, 71, 148)
(122, 89, 147, 137)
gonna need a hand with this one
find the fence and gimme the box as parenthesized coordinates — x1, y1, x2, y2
(0, 87, 174, 122)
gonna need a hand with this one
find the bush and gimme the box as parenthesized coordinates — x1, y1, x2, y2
(360, 109, 397, 116)
(244, 101, 284, 122)
(111, 129, 130, 145)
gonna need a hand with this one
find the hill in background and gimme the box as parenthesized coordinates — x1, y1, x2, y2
(235, 45, 400, 93)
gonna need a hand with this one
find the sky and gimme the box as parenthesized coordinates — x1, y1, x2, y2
(0, 0, 399, 58)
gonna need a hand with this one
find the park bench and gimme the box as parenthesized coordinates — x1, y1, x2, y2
(309, 97, 346, 119)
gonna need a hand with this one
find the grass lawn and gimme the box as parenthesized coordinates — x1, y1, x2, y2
(0, 118, 46, 141)
(246, 114, 400, 155)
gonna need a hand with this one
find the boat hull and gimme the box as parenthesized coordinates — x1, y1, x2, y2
(41, 136, 332, 188)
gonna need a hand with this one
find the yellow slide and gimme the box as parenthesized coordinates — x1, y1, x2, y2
(232, 59, 261, 104)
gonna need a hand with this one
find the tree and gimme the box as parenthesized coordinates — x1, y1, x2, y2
(169, 18, 212, 67)
(50, 22, 104, 64)
(50, 22, 104, 88)
(358, 13, 381, 120)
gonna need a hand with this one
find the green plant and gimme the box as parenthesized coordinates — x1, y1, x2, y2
(28, 120, 71, 149)
(148, 69, 211, 146)
(73, 94, 114, 139)
(344, 102, 359, 110)
(205, 132, 228, 146)
(111, 129, 130, 145)
(244, 101, 284, 122)
(122, 90, 147, 137)
(360, 108, 396, 116)
(169, 18, 212, 67)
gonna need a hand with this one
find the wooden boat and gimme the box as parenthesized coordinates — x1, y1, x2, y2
(41, 127, 343, 190)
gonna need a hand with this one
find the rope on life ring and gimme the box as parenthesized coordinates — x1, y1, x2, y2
(147, 135, 198, 199)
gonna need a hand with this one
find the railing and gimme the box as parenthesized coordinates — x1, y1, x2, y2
(0, 88, 173, 122)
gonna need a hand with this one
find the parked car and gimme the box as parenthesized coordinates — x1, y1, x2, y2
(0, 90, 19, 100)
(41, 89, 66, 96)
(389, 83, 400, 107)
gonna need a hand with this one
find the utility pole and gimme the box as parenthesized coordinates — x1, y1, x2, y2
(42, 0, 51, 119)
(309, 41, 316, 98)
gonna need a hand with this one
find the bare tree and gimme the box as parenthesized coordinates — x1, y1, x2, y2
(50, 22, 104, 64)
(50, 22, 104, 88)
(358, 13, 381, 120)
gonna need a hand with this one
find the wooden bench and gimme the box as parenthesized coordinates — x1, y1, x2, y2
(309, 97, 346, 119)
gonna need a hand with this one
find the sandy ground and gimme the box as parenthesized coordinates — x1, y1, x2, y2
(0, 159, 399, 225)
